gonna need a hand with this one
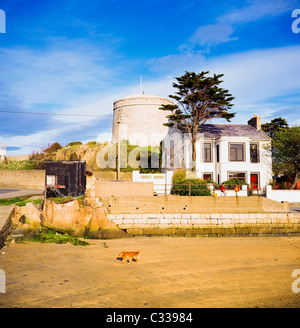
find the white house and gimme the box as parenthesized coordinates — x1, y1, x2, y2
(0, 144, 6, 161)
(162, 115, 272, 190)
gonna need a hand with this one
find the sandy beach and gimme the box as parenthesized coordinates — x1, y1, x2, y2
(0, 236, 299, 308)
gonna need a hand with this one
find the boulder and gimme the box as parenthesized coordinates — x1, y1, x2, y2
(42, 199, 128, 238)
(10, 199, 129, 239)
(12, 203, 42, 233)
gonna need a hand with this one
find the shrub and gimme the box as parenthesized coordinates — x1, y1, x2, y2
(171, 170, 212, 196)
(66, 141, 82, 147)
(220, 179, 247, 190)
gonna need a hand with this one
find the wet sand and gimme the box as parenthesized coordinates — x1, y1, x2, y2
(0, 236, 300, 308)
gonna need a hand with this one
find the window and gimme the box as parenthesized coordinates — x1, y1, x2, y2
(250, 143, 259, 163)
(216, 145, 220, 162)
(203, 143, 212, 162)
(229, 143, 244, 161)
(203, 173, 213, 181)
(46, 175, 56, 186)
(228, 172, 246, 182)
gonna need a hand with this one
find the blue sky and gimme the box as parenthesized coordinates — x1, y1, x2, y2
(0, 0, 300, 155)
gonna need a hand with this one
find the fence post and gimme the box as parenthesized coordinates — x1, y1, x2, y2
(189, 184, 191, 196)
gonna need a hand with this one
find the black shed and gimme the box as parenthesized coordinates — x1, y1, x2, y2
(44, 160, 86, 198)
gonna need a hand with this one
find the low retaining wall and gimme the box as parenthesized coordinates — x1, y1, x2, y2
(0, 170, 133, 190)
(0, 170, 45, 190)
(108, 212, 300, 237)
(102, 196, 289, 214)
(265, 185, 300, 203)
(95, 181, 154, 198)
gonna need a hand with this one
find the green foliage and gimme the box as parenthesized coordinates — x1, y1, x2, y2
(0, 159, 45, 170)
(220, 179, 247, 190)
(47, 195, 84, 204)
(272, 125, 300, 189)
(261, 117, 289, 139)
(16, 228, 89, 246)
(171, 170, 211, 196)
(66, 141, 82, 147)
(172, 168, 187, 183)
(0, 197, 42, 206)
(96, 140, 162, 172)
(160, 71, 235, 171)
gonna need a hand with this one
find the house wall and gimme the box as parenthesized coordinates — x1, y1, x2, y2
(0, 144, 5, 160)
(196, 137, 272, 187)
(162, 129, 272, 189)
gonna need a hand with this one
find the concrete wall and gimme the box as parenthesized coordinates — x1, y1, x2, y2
(102, 195, 289, 214)
(132, 170, 173, 195)
(107, 212, 300, 237)
(0, 170, 45, 190)
(93, 171, 132, 181)
(95, 181, 154, 198)
(108, 213, 300, 237)
(0, 169, 133, 190)
(265, 185, 300, 203)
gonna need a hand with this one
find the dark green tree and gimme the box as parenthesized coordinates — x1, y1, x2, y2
(261, 117, 289, 139)
(160, 71, 235, 171)
(272, 126, 300, 189)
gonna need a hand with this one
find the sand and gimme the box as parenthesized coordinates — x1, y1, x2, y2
(0, 236, 300, 308)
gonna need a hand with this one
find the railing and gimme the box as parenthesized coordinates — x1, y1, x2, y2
(152, 183, 260, 196)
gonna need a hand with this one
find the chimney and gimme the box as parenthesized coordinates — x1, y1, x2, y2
(248, 113, 261, 130)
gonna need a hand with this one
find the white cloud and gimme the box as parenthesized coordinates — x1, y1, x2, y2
(188, 24, 238, 47)
(147, 45, 300, 126)
(182, 0, 295, 49)
(147, 51, 205, 75)
(218, 0, 293, 25)
(206, 45, 300, 104)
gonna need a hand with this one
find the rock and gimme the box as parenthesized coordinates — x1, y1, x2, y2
(12, 203, 42, 233)
(42, 199, 128, 238)
(10, 199, 129, 239)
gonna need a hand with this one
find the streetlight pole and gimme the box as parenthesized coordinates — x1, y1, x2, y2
(117, 120, 121, 181)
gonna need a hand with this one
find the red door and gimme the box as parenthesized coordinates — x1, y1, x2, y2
(250, 174, 258, 190)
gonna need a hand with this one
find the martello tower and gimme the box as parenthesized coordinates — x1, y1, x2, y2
(112, 94, 173, 147)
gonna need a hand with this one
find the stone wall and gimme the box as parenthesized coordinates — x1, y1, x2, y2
(107, 212, 300, 237)
(102, 196, 289, 214)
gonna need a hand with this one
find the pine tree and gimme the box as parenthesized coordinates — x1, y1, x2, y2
(160, 71, 235, 171)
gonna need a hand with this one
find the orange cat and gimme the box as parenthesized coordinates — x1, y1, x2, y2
(119, 249, 142, 264)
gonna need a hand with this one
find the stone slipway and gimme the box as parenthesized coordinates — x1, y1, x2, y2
(0, 205, 14, 248)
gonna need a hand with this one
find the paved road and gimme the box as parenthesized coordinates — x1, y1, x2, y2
(0, 188, 44, 199)
(290, 207, 300, 213)
(0, 189, 19, 194)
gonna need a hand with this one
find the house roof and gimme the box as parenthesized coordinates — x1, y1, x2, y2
(180, 124, 271, 140)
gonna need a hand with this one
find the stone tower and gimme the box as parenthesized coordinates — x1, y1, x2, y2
(112, 94, 173, 147)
